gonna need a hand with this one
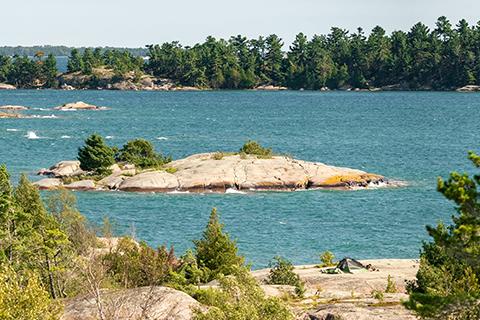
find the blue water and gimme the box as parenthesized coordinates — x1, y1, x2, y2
(0, 90, 479, 268)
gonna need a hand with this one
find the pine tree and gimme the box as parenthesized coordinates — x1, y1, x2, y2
(66, 48, 83, 73)
(405, 151, 480, 319)
(77, 134, 115, 175)
(194, 208, 244, 282)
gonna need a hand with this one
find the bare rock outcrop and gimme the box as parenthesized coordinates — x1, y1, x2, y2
(61, 286, 200, 320)
(38, 153, 385, 193)
(54, 101, 108, 111)
(456, 85, 480, 92)
(0, 83, 16, 90)
(64, 180, 96, 190)
(0, 105, 29, 110)
(38, 160, 84, 178)
(33, 178, 63, 190)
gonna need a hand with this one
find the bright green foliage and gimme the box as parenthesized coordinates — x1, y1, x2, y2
(405, 151, 480, 319)
(0, 265, 61, 320)
(194, 267, 293, 320)
(319, 251, 336, 267)
(267, 256, 305, 297)
(239, 140, 273, 158)
(116, 138, 171, 169)
(78, 134, 115, 174)
(47, 188, 96, 255)
(103, 237, 179, 288)
(193, 208, 244, 282)
(385, 275, 397, 293)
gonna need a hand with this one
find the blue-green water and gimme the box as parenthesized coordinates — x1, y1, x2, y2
(1, 90, 479, 268)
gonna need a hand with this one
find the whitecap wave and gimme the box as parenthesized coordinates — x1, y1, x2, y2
(31, 114, 58, 119)
(25, 131, 40, 139)
(105, 136, 114, 139)
(225, 188, 246, 194)
(6, 128, 18, 132)
(156, 136, 168, 140)
(167, 190, 190, 194)
(61, 135, 72, 139)
(32, 107, 51, 111)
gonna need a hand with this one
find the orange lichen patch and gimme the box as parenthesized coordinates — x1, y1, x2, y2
(319, 174, 383, 187)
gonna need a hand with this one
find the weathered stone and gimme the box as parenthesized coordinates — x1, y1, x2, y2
(97, 175, 127, 189)
(33, 178, 63, 190)
(61, 286, 200, 320)
(118, 171, 179, 192)
(54, 101, 108, 111)
(0, 105, 29, 110)
(38, 160, 83, 178)
(0, 112, 25, 118)
(0, 83, 16, 90)
(456, 85, 480, 92)
(64, 180, 96, 190)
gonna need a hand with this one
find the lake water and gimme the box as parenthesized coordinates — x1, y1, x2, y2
(0, 90, 479, 268)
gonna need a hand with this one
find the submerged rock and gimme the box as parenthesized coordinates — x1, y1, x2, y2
(61, 286, 200, 320)
(54, 101, 108, 111)
(0, 112, 26, 118)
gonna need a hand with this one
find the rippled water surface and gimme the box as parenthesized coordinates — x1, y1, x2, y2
(1, 90, 479, 268)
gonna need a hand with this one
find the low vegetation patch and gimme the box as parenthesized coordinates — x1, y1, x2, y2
(267, 256, 306, 298)
(318, 250, 336, 267)
(239, 140, 273, 158)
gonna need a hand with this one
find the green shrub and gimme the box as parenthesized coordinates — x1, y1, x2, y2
(385, 275, 397, 293)
(193, 208, 244, 282)
(267, 256, 305, 298)
(103, 237, 180, 288)
(78, 134, 115, 175)
(319, 251, 335, 267)
(116, 138, 171, 169)
(194, 267, 293, 320)
(212, 152, 224, 160)
(239, 140, 272, 158)
(371, 289, 384, 301)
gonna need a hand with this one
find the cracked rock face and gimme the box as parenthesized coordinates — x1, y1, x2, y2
(61, 286, 199, 320)
(36, 153, 385, 193)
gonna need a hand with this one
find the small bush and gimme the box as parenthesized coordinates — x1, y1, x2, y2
(212, 152, 224, 160)
(371, 289, 384, 301)
(239, 140, 272, 158)
(267, 256, 305, 298)
(385, 275, 397, 293)
(194, 267, 293, 320)
(164, 167, 178, 174)
(116, 138, 171, 169)
(319, 251, 335, 267)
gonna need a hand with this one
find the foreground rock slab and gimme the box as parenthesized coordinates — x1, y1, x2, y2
(61, 286, 200, 320)
(37, 153, 386, 193)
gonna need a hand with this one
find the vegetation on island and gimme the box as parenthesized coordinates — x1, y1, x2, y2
(77, 134, 171, 177)
(1, 16, 480, 90)
(405, 151, 480, 319)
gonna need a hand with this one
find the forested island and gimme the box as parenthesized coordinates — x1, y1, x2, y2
(1, 17, 480, 91)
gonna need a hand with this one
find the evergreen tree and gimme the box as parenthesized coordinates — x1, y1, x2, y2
(42, 54, 58, 87)
(406, 151, 480, 319)
(77, 134, 115, 175)
(193, 208, 244, 282)
(67, 48, 83, 73)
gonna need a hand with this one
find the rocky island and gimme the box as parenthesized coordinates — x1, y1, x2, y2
(36, 143, 385, 193)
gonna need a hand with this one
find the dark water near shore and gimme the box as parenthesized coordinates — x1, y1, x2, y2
(0, 90, 479, 268)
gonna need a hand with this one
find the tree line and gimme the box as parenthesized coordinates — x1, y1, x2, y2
(1, 16, 480, 89)
(0, 46, 147, 57)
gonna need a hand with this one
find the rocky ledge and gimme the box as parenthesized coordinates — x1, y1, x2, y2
(54, 101, 108, 111)
(0, 111, 27, 118)
(35, 153, 386, 193)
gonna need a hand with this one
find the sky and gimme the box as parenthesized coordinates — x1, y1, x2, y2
(2, 0, 480, 47)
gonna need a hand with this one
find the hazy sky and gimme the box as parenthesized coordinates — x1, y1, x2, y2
(3, 0, 480, 47)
